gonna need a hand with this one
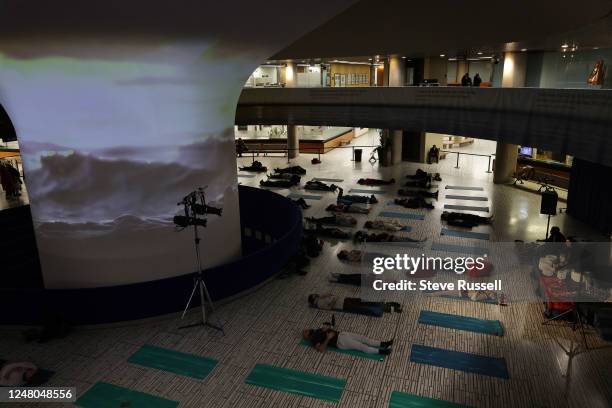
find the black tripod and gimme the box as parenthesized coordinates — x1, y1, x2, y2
(175, 188, 224, 334)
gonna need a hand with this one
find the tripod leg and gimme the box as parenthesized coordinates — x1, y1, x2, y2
(198, 279, 207, 326)
(181, 278, 199, 319)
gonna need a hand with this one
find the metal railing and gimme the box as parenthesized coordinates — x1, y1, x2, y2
(440, 150, 495, 173)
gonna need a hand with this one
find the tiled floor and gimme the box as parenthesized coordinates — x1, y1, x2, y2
(2, 134, 611, 407)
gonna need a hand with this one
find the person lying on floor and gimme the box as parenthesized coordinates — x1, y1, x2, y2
(274, 165, 306, 175)
(239, 160, 267, 172)
(305, 180, 338, 192)
(357, 177, 395, 186)
(303, 324, 393, 355)
(353, 230, 424, 243)
(406, 169, 442, 181)
(337, 249, 363, 262)
(428, 289, 507, 305)
(364, 219, 409, 232)
(260, 174, 300, 188)
(337, 187, 378, 204)
(293, 198, 310, 209)
(441, 211, 492, 228)
(305, 214, 357, 227)
(394, 197, 434, 209)
(0, 361, 38, 386)
(397, 189, 439, 199)
(304, 224, 350, 239)
(268, 172, 297, 180)
(326, 203, 370, 214)
(308, 293, 402, 316)
(404, 178, 431, 188)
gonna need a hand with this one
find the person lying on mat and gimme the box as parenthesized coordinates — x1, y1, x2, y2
(302, 325, 393, 355)
(305, 180, 338, 192)
(239, 160, 267, 172)
(441, 211, 492, 228)
(394, 197, 434, 209)
(260, 174, 300, 188)
(0, 361, 38, 386)
(429, 289, 507, 305)
(274, 165, 306, 175)
(364, 220, 409, 232)
(268, 172, 297, 180)
(353, 231, 424, 243)
(337, 249, 363, 262)
(337, 187, 377, 204)
(404, 178, 431, 189)
(357, 177, 395, 186)
(397, 189, 439, 199)
(304, 224, 350, 240)
(406, 169, 442, 181)
(326, 203, 370, 214)
(305, 214, 357, 227)
(308, 293, 402, 315)
(293, 198, 310, 210)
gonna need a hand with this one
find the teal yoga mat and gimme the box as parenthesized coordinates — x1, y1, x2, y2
(128, 344, 217, 379)
(430, 242, 488, 256)
(349, 188, 385, 194)
(313, 177, 344, 182)
(445, 186, 484, 191)
(389, 390, 469, 408)
(445, 195, 488, 201)
(379, 211, 425, 221)
(418, 310, 504, 336)
(299, 338, 385, 361)
(76, 382, 178, 408)
(440, 228, 490, 241)
(410, 344, 509, 379)
(444, 204, 489, 213)
(245, 363, 346, 402)
(287, 193, 323, 200)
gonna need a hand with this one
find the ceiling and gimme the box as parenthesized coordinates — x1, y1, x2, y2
(273, 0, 612, 60)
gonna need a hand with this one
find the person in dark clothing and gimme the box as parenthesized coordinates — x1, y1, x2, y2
(441, 211, 492, 228)
(260, 174, 300, 188)
(427, 145, 440, 164)
(394, 197, 434, 209)
(545, 226, 567, 243)
(239, 160, 267, 172)
(353, 230, 424, 243)
(293, 198, 310, 209)
(326, 203, 370, 214)
(473, 73, 482, 87)
(304, 224, 350, 240)
(397, 189, 439, 199)
(308, 293, 402, 316)
(274, 165, 306, 175)
(302, 324, 393, 355)
(337, 187, 377, 204)
(268, 173, 296, 180)
(357, 178, 395, 186)
(235, 138, 248, 157)
(305, 214, 357, 227)
(305, 180, 338, 192)
(461, 72, 472, 86)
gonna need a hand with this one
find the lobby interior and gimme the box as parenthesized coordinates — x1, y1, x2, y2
(2, 1, 612, 407)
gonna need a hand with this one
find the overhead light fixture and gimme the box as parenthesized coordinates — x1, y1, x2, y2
(368, 58, 372, 61)
(401, 56, 406, 59)
(521, 48, 527, 52)
(440, 54, 445, 58)
(593, 46, 600, 50)
(561, 43, 569, 49)
(477, 51, 483, 55)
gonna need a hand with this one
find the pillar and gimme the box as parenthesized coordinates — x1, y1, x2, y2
(369, 63, 377, 86)
(494, 52, 526, 183)
(285, 61, 297, 88)
(287, 125, 298, 159)
(386, 56, 405, 164)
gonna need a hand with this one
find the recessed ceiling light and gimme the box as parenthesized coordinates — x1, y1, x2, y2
(368, 58, 372, 60)
(521, 48, 527, 52)
(593, 46, 600, 50)
(401, 56, 406, 59)
(477, 51, 483, 55)
(440, 54, 445, 58)
(561, 43, 569, 49)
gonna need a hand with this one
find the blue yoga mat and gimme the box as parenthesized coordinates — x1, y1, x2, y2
(418, 310, 504, 336)
(441, 228, 490, 241)
(349, 188, 385, 194)
(313, 177, 344, 182)
(445, 195, 488, 201)
(287, 193, 323, 200)
(410, 344, 509, 379)
(430, 242, 487, 256)
(445, 186, 484, 191)
(379, 211, 425, 221)
(444, 204, 489, 213)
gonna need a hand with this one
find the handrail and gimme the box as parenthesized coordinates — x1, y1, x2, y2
(439, 149, 495, 173)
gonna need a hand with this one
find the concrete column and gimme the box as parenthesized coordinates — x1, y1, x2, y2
(494, 52, 526, 183)
(369, 63, 377, 86)
(391, 130, 403, 164)
(382, 59, 389, 87)
(285, 62, 297, 88)
(287, 125, 298, 158)
(388, 55, 406, 86)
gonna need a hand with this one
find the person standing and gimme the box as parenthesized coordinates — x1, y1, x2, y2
(461, 72, 472, 86)
(473, 73, 482, 87)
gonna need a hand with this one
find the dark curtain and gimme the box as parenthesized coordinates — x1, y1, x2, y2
(567, 158, 612, 234)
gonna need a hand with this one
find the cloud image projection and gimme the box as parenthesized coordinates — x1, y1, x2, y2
(0, 42, 255, 288)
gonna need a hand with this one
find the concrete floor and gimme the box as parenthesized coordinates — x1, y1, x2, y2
(1, 134, 611, 407)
